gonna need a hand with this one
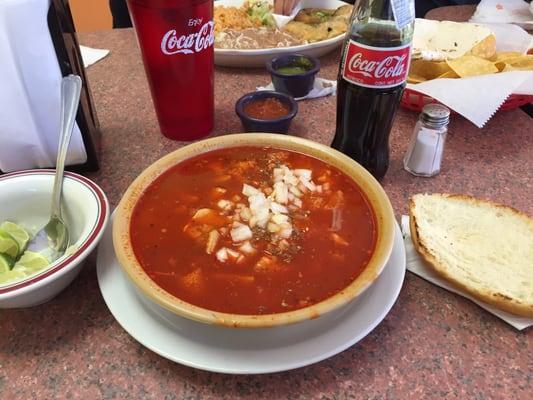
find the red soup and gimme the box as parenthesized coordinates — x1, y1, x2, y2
(130, 147, 377, 315)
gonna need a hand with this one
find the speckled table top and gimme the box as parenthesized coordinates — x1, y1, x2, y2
(1, 6, 532, 400)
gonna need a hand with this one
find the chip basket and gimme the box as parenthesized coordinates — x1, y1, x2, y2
(401, 88, 533, 112)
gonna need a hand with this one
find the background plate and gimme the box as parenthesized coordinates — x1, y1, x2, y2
(214, 0, 349, 67)
(97, 218, 405, 374)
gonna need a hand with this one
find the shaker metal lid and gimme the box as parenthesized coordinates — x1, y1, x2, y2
(421, 104, 450, 127)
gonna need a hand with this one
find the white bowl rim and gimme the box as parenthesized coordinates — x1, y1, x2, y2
(0, 169, 109, 296)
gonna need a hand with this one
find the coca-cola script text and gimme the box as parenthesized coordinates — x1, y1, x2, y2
(342, 40, 411, 88)
(161, 21, 214, 55)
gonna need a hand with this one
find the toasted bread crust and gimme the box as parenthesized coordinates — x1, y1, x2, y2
(409, 193, 533, 318)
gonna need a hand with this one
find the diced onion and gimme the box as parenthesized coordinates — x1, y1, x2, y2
(239, 241, 255, 254)
(206, 230, 220, 254)
(254, 207, 270, 228)
(242, 183, 261, 197)
(279, 224, 292, 239)
(230, 222, 253, 242)
(207, 163, 320, 260)
(249, 193, 268, 211)
(217, 200, 231, 210)
(271, 214, 289, 225)
(270, 202, 288, 214)
(240, 207, 252, 221)
(289, 185, 302, 197)
(274, 181, 288, 204)
(267, 222, 280, 233)
(301, 179, 317, 192)
(216, 247, 228, 263)
(283, 174, 299, 186)
(226, 248, 241, 259)
(192, 208, 215, 220)
(294, 169, 312, 180)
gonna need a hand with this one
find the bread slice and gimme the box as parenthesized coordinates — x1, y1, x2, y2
(412, 19, 496, 61)
(409, 193, 533, 317)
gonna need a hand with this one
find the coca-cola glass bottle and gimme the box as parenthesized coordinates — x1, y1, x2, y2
(127, 0, 214, 141)
(332, 0, 414, 180)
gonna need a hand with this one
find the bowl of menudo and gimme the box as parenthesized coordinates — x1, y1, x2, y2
(113, 134, 395, 328)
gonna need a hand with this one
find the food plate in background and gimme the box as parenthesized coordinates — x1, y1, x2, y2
(214, 0, 349, 67)
(97, 218, 405, 374)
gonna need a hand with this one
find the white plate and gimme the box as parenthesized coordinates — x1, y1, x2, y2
(214, 0, 349, 67)
(97, 218, 405, 374)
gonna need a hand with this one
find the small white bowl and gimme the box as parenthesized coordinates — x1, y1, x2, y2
(0, 170, 109, 308)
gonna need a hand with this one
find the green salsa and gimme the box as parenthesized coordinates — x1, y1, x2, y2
(275, 57, 314, 75)
(276, 66, 308, 75)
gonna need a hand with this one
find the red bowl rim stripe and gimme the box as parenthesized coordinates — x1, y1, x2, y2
(0, 170, 108, 294)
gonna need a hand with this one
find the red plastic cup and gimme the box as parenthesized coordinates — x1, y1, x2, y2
(127, 0, 214, 140)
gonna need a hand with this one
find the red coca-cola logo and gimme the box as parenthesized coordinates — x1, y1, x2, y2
(342, 40, 411, 88)
(161, 20, 214, 55)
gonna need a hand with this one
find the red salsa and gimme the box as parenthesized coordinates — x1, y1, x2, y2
(244, 98, 290, 120)
(130, 147, 377, 315)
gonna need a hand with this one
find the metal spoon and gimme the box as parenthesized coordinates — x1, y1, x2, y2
(27, 75, 82, 261)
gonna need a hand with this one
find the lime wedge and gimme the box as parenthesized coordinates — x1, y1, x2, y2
(14, 251, 50, 272)
(0, 266, 26, 284)
(0, 222, 30, 253)
(0, 231, 19, 259)
(0, 253, 15, 273)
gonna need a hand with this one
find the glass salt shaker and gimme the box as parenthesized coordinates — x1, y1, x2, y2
(404, 104, 450, 177)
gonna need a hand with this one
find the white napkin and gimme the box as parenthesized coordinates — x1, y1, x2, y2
(80, 45, 110, 68)
(470, 0, 533, 28)
(407, 23, 533, 128)
(0, 0, 88, 173)
(400, 215, 533, 331)
(257, 78, 337, 100)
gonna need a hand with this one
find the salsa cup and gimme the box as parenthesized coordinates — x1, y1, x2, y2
(235, 91, 298, 134)
(266, 54, 320, 98)
(113, 133, 395, 328)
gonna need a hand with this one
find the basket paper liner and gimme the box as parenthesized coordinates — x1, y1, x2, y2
(400, 216, 533, 331)
(406, 71, 533, 127)
(407, 22, 533, 127)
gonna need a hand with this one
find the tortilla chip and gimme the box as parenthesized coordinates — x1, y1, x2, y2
(494, 52, 524, 63)
(469, 34, 497, 60)
(437, 70, 459, 79)
(502, 64, 533, 72)
(446, 55, 499, 78)
(496, 55, 533, 72)
(407, 74, 427, 84)
(409, 60, 453, 81)
(501, 64, 519, 72)
(508, 55, 533, 70)
(495, 61, 508, 72)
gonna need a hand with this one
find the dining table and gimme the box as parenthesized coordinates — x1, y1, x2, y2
(1, 5, 532, 399)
